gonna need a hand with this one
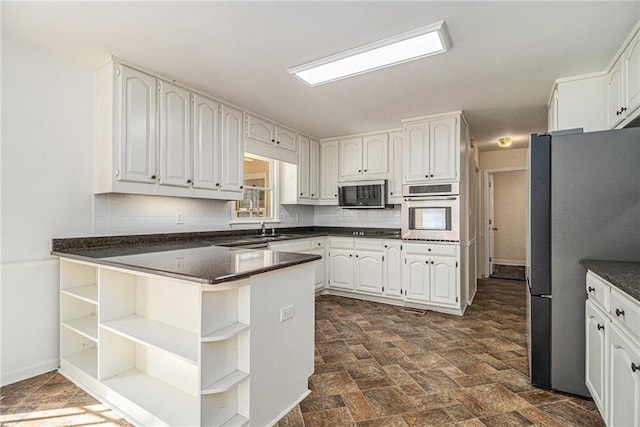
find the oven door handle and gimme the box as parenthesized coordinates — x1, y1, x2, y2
(403, 196, 459, 201)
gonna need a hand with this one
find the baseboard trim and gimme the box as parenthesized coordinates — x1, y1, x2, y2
(1, 357, 59, 387)
(494, 259, 525, 267)
(267, 388, 311, 426)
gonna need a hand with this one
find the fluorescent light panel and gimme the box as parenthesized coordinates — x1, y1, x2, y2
(288, 21, 450, 86)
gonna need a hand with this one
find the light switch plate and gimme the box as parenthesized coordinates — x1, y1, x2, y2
(280, 305, 294, 322)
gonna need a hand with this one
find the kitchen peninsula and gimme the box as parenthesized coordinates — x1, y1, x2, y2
(52, 236, 320, 426)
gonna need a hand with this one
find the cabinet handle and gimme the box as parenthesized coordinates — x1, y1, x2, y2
(355, 254, 359, 258)
(276, 140, 280, 144)
(215, 183, 220, 187)
(300, 193, 303, 196)
(428, 248, 431, 252)
(271, 139, 275, 143)
(615, 308, 625, 317)
(597, 324, 604, 331)
(311, 194, 315, 197)
(334, 194, 338, 197)
(358, 170, 362, 173)
(616, 110, 622, 116)
(632, 363, 639, 373)
(150, 175, 157, 180)
(240, 185, 244, 189)
(390, 192, 393, 195)
(621, 107, 627, 113)
(350, 254, 353, 257)
(186, 179, 192, 184)
(384, 245, 388, 248)
(430, 174, 434, 178)
(431, 261, 434, 264)
(364, 169, 368, 172)
(588, 286, 595, 293)
(425, 174, 429, 178)
(317, 243, 321, 246)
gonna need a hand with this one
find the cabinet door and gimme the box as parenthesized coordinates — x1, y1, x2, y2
(585, 300, 608, 418)
(383, 242, 402, 298)
(339, 137, 363, 180)
(275, 126, 297, 152)
(320, 141, 339, 201)
(297, 136, 310, 199)
(388, 131, 404, 203)
(329, 249, 354, 290)
(117, 65, 157, 183)
(362, 134, 389, 176)
(403, 123, 430, 183)
(159, 81, 191, 188)
(309, 139, 320, 200)
(192, 94, 221, 190)
(548, 88, 558, 132)
(608, 324, 640, 427)
(624, 33, 640, 117)
(429, 117, 457, 181)
(354, 250, 383, 294)
(430, 256, 457, 306)
(607, 59, 624, 129)
(310, 247, 325, 290)
(403, 254, 429, 302)
(246, 114, 273, 145)
(220, 104, 244, 193)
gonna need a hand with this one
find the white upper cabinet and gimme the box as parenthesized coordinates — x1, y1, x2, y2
(117, 65, 157, 184)
(624, 30, 640, 118)
(549, 74, 607, 133)
(320, 140, 339, 203)
(297, 136, 310, 199)
(290, 136, 320, 205)
(159, 80, 191, 188)
(403, 114, 460, 184)
(607, 58, 624, 128)
(309, 139, 320, 200)
(338, 133, 389, 181)
(220, 104, 244, 193)
(388, 131, 404, 204)
(245, 113, 298, 163)
(192, 94, 221, 190)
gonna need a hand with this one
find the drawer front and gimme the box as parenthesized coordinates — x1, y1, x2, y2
(610, 287, 640, 341)
(311, 239, 325, 249)
(355, 239, 383, 251)
(403, 243, 457, 257)
(586, 271, 611, 311)
(329, 238, 355, 250)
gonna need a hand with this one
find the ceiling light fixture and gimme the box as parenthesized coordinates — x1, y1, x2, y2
(287, 21, 451, 87)
(498, 137, 513, 148)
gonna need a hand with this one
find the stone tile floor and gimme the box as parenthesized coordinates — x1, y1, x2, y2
(0, 278, 603, 426)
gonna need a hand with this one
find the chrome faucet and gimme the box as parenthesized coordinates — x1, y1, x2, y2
(261, 221, 266, 236)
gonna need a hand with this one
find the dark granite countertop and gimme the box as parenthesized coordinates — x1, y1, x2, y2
(581, 259, 640, 302)
(53, 245, 320, 285)
(51, 226, 400, 285)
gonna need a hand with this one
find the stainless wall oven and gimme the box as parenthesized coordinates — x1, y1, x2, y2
(401, 182, 460, 241)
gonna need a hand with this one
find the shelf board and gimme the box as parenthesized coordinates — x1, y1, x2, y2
(103, 368, 198, 426)
(201, 370, 249, 394)
(202, 323, 249, 342)
(221, 414, 249, 427)
(102, 315, 198, 364)
(62, 315, 98, 342)
(61, 284, 98, 305)
(61, 347, 97, 379)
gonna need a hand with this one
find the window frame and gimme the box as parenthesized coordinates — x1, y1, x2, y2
(229, 154, 280, 224)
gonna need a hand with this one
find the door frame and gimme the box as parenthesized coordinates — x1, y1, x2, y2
(483, 166, 526, 278)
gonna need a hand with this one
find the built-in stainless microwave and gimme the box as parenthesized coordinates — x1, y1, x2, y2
(401, 182, 460, 241)
(338, 180, 387, 209)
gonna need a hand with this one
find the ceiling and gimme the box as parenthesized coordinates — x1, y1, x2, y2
(3, 2, 639, 151)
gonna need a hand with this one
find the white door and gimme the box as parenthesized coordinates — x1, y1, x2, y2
(309, 139, 320, 200)
(220, 104, 244, 193)
(275, 126, 297, 152)
(585, 300, 608, 418)
(320, 141, 339, 201)
(607, 59, 624, 128)
(329, 249, 354, 290)
(383, 242, 402, 298)
(388, 131, 404, 203)
(430, 256, 457, 306)
(429, 117, 457, 181)
(339, 137, 363, 179)
(403, 123, 429, 183)
(159, 81, 191, 187)
(362, 134, 389, 176)
(624, 33, 640, 117)
(403, 254, 429, 302)
(192, 94, 221, 190)
(297, 136, 310, 199)
(354, 250, 383, 294)
(246, 114, 273, 145)
(117, 65, 157, 183)
(608, 324, 640, 427)
(488, 173, 496, 275)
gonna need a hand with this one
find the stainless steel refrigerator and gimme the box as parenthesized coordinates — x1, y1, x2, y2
(527, 127, 640, 397)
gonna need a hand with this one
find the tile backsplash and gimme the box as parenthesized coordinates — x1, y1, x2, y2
(93, 194, 400, 235)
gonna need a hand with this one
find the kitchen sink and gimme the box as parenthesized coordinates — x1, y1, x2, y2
(244, 234, 292, 240)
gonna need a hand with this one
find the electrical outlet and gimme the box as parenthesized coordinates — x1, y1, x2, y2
(280, 305, 294, 322)
(176, 212, 184, 224)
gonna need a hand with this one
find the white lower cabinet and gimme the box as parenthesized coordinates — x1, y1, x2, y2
(59, 257, 315, 426)
(382, 241, 403, 298)
(329, 248, 355, 290)
(269, 238, 324, 291)
(402, 243, 459, 308)
(354, 242, 384, 295)
(585, 270, 640, 427)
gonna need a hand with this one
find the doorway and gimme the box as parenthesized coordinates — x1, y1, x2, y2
(484, 167, 527, 280)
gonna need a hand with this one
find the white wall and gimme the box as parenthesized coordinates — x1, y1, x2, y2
(478, 148, 528, 277)
(314, 205, 401, 228)
(492, 170, 526, 265)
(1, 36, 95, 385)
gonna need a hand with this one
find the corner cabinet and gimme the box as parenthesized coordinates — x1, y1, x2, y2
(94, 59, 244, 200)
(607, 27, 640, 129)
(584, 270, 640, 427)
(402, 114, 461, 184)
(59, 257, 315, 426)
